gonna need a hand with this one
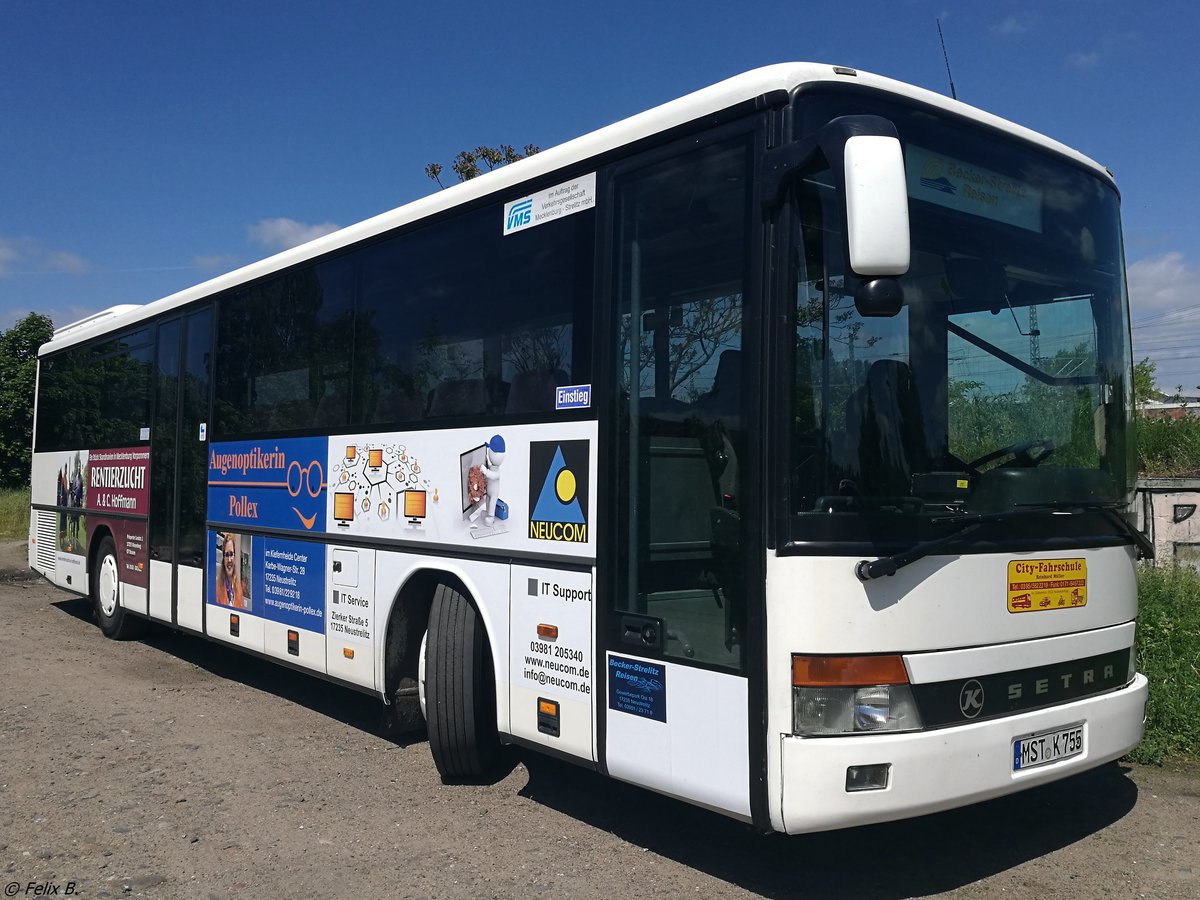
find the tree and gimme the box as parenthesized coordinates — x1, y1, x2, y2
(0, 312, 55, 487)
(1133, 357, 1159, 406)
(424, 144, 540, 188)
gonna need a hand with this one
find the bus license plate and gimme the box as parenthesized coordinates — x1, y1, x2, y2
(1013, 724, 1084, 771)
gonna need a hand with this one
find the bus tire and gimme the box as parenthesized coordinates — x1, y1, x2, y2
(92, 535, 145, 640)
(425, 583, 499, 780)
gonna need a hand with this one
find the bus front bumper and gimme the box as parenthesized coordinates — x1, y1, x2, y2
(778, 673, 1148, 834)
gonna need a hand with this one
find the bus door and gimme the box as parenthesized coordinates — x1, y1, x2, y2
(601, 133, 760, 819)
(148, 308, 212, 631)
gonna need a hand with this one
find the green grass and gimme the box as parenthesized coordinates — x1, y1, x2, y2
(0, 487, 30, 540)
(1138, 414, 1200, 477)
(1129, 562, 1200, 764)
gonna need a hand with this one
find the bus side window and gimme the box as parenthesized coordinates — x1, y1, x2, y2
(36, 329, 153, 453)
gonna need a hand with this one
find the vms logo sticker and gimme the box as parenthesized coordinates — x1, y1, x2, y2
(528, 440, 589, 543)
(504, 197, 533, 234)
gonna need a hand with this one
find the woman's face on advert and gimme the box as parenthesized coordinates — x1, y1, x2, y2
(223, 539, 235, 577)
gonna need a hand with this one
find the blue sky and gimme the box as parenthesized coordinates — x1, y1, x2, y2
(2, 1, 1197, 392)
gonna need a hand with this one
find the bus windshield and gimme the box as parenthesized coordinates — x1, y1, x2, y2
(791, 93, 1133, 547)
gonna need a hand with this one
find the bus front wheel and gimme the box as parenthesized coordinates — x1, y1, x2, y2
(424, 583, 499, 780)
(92, 535, 144, 640)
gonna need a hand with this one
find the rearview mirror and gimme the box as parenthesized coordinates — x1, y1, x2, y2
(854, 278, 904, 317)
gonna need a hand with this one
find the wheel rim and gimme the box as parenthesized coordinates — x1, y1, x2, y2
(98, 553, 119, 617)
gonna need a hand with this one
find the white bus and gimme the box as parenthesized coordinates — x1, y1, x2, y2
(28, 63, 1148, 834)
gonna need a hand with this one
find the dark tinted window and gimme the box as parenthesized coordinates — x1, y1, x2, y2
(178, 309, 213, 567)
(150, 319, 181, 563)
(214, 259, 354, 436)
(212, 190, 595, 439)
(37, 327, 154, 451)
(355, 201, 594, 423)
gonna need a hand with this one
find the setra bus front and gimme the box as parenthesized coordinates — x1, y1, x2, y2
(767, 86, 1148, 833)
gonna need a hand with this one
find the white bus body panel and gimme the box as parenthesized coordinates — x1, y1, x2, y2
(905, 621, 1135, 682)
(769, 546, 1137, 654)
(121, 581, 147, 616)
(53, 552, 86, 593)
(30, 451, 59, 509)
(148, 559, 173, 621)
(207, 606, 265, 653)
(265, 619, 327, 673)
(324, 546, 374, 688)
(508, 565, 595, 762)
(778, 674, 1146, 833)
(765, 546, 1141, 833)
(176, 564, 204, 633)
(605, 653, 751, 820)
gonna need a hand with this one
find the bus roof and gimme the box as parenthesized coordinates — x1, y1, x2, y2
(40, 61, 1112, 356)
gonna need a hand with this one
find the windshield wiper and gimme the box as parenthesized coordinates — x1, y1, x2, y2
(1009, 500, 1153, 560)
(1096, 505, 1156, 560)
(854, 501, 1151, 582)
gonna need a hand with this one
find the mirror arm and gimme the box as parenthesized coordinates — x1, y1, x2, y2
(761, 132, 823, 209)
(760, 115, 901, 209)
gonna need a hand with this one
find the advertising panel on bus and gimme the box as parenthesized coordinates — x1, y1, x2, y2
(322, 421, 597, 558)
(206, 437, 329, 633)
(31, 446, 150, 590)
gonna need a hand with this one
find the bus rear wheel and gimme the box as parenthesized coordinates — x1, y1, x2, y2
(424, 583, 499, 780)
(92, 535, 144, 640)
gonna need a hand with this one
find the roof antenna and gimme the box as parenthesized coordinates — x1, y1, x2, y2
(937, 18, 958, 100)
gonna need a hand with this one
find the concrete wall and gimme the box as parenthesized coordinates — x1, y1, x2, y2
(1135, 478, 1200, 569)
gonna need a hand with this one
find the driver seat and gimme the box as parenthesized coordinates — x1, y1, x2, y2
(844, 359, 929, 496)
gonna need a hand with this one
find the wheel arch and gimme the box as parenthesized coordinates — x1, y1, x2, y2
(379, 562, 503, 705)
(86, 523, 115, 594)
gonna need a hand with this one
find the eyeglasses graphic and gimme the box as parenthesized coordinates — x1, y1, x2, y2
(224, 551, 236, 558)
(287, 460, 324, 498)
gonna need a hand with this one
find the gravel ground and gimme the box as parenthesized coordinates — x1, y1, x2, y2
(1, 541, 1197, 899)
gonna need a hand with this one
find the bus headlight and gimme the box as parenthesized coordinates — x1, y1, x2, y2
(792, 655, 923, 736)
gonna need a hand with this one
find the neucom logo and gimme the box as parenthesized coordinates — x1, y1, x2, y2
(528, 440, 589, 543)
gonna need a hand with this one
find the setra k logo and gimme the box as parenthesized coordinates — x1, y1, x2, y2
(959, 679, 985, 719)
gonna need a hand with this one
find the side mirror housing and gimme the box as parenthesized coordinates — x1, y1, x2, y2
(843, 135, 910, 277)
(762, 116, 912, 280)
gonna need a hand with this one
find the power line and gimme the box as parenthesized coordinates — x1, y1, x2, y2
(1131, 306, 1200, 329)
(1135, 346, 1200, 356)
(1133, 337, 1200, 349)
